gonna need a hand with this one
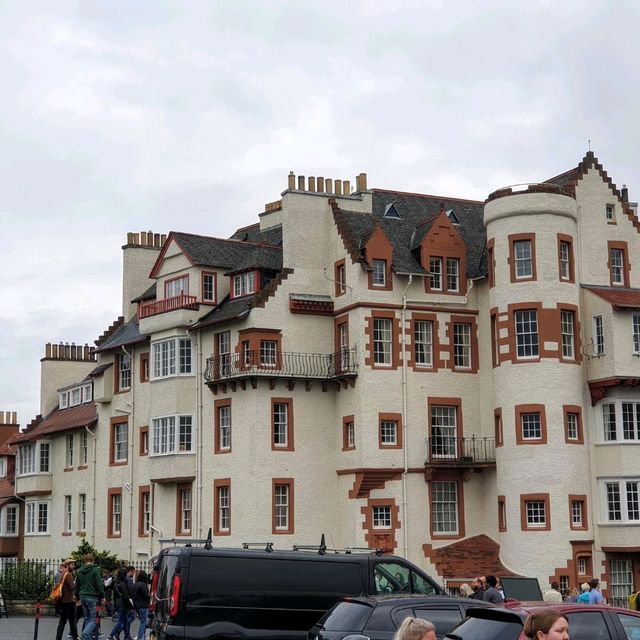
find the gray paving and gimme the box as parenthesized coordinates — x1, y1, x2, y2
(0, 614, 145, 640)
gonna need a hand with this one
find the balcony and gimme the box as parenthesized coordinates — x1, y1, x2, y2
(424, 436, 496, 477)
(204, 348, 358, 392)
(138, 293, 199, 319)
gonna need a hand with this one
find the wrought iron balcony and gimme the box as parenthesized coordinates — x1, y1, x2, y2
(425, 436, 496, 468)
(204, 348, 358, 384)
(138, 293, 199, 319)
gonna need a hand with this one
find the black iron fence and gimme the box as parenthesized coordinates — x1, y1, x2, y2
(425, 436, 496, 465)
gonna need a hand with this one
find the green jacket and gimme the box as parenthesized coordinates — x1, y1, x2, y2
(74, 563, 105, 600)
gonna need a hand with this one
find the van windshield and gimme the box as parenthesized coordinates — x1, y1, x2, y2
(374, 561, 439, 595)
(154, 553, 179, 617)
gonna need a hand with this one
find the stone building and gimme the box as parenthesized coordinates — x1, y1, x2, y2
(7, 152, 640, 604)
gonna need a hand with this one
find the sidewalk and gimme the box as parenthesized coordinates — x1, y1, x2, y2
(0, 614, 139, 640)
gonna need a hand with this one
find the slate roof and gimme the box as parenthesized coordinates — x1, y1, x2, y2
(191, 295, 253, 329)
(11, 402, 97, 443)
(94, 320, 148, 353)
(229, 223, 283, 246)
(582, 285, 640, 310)
(132, 283, 156, 303)
(336, 190, 487, 278)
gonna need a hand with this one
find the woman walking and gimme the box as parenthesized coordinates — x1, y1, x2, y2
(55, 560, 79, 640)
(108, 568, 133, 640)
(132, 570, 150, 640)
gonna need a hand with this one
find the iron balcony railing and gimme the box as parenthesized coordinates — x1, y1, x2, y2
(138, 293, 199, 319)
(425, 436, 496, 466)
(204, 348, 358, 383)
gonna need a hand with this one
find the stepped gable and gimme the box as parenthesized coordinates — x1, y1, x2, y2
(95, 316, 125, 347)
(94, 320, 148, 353)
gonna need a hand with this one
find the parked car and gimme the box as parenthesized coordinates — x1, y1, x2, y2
(149, 540, 446, 640)
(307, 595, 493, 640)
(444, 602, 640, 640)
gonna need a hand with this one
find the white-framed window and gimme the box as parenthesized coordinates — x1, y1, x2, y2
(202, 272, 216, 303)
(17, 441, 51, 476)
(260, 340, 277, 367)
(80, 431, 88, 466)
(593, 315, 605, 355)
(373, 318, 392, 365)
(414, 320, 433, 367)
(525, 500, 547, 528)
(559, 240, 571, 280)
(218, 405, 231, 451)
(346, 421, 355, 448)
(336, 263, 346, 294)
(179, 487, 192, 534)
(111, 493, 122, 535)
(432, 480, 458, 534)
(567, 412, 579, 441)
(606, 203, 615, 221)
(218, 485, 230, 532)
(372, 259, 386, 287)
(113, 422, 128, 463)
(217, 331, 231, 376)
(40, 442, 50, 472)
(446, 258, 460, 292)
(70, 387, 81, 406)
(64, 495, 72, 532)
(561, 310, 576, 359)
(601, 401, 640, 442)
(152, 337, 192, 378)
(453, 322, 471, 368)
(82, 383, 92, 403)
(0, 457, 5, 478)
(274, 484, 290, 530)
(151, 415, 194, 455)
(78, 494, 86, 531)
(515, 309, 539, 359)
(59, 391, 69, 409)
(633, 314, 640, 355)
(372, 505, 392, 529)
(602, 479, 640, 523)
(1, 505, 18, 536)
(611, 248, 625, 285)
(521, 412, 542, 440)
(577, 558, 587, 575)
(514, 239, 533, 279)
(273, 402, 289, 448)
(571, 500, 584, 527)
(165, 275, 189, 298)
(142, 491, 151, 535)
(429, 257, 442, 290)
(380, 420, 398, 446)
(65, 434, 74, 468)
(232, 272, 256, 298)
(430, 405, 457, 458)
(119, 353, 131, 390)
(609, 560, 634, 608)
(25, 501, 50, 535)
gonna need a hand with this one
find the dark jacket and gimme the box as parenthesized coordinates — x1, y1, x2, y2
(114, 574, 134, 610)
(483, 585, 504, 604)
(74, 563, 105, 600)
(132, 577, 150, 610)
(61, 570, 75, 604)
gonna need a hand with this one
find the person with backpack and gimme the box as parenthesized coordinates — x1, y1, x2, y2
(108, 568, 134, 640)
(55, 560, 79, 640)
(74, 554, 106, 640)
(132, 570, 150, 640)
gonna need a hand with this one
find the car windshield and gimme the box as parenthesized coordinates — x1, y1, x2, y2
(320, 601, 373, 631)
(445, 616, 522, 640)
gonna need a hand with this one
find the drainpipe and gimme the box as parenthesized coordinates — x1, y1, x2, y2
(84, 425, 97, 544)
(189, 328, 204, 539)
(401, 274, 413, 558)
(122, 345, 135, 562)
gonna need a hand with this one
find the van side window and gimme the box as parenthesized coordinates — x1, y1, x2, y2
(374, 560, 439, 595)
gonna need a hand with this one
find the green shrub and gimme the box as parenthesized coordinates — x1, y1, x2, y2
(1, 561, 52, 600)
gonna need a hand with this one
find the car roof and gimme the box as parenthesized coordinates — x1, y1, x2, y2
(343, 595, 492, 608)
(472, 600, 640, 620)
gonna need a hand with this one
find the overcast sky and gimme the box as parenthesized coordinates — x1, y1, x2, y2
(1, 1, 639, 426)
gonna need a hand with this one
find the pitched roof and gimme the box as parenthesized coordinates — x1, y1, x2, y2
(191, 295, 253, 329)
(229, 223, 283, 246)
(583, 285, 640, 310)
(11, 402, 98, 443)
(0, 477, 17, 507)
(94, 320, 148, 353)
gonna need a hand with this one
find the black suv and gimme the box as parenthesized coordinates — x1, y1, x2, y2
(308, 595, 492, 640)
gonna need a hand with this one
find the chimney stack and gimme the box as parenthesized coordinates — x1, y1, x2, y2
(622, 184, 629, 203)
(288, 171, 296, 190)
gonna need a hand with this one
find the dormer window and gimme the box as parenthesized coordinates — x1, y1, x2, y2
(384, 203, 401, 219)
(446, 209, 460, 225)
(232, 272, 256, 298)
(60, 382, 93, 409)
(372, 259, 387, 287)
(165, 275, 189, 298)
(202, 272, 217, 303)
(429, 258, 442, 290)
(60, 391, 69, 409)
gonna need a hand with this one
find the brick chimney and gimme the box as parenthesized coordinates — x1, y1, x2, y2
(0, 411, 19, 447)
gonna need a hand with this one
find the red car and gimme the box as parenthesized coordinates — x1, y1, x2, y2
(445, 601, 640, 639)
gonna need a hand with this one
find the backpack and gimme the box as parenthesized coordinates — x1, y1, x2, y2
(49, 577, 64, 602)
(628, 591, 640, 611)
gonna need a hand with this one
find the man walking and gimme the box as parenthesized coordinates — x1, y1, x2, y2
(74, 554, 106, 640)
(588, 578, 605, 604)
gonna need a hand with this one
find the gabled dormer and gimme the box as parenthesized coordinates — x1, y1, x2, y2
(364, 224, 394, 291)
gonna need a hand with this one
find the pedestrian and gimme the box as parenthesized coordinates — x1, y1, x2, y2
(565, 586, 580, 603)
(132, 570, 150, 640)
(74, 554, 106, 640)
(55, 560, 79, 640)
(459, 583, 474, 597)
(393, 617, 436, 640)
(470, 576, 485, 600)
(102, 569, 114, 617)
(588, 578, 605, 604)
(543, 581, 563, 603)
(109, 567, 134, 640)
(577, 582, 590, 603)
(482, 575, 504, 604)
(523, 609, 569, 639)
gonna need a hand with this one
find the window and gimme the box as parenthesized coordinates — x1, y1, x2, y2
(633, 314, 640, 355)
(217, 331, 231, 376)
(379, 414, 401, 448)
(202, 272, 217, 303)
(25, 501, 49, 535)
(495, 408, 503, 447)
(372, 259, 386, 287)
(453, 322, 471, 369)
(514, 239, 533, 279)
(140, 353, 150, 382)
(232, 272, 256, 298)
(561, 310, 576, 360)
(609, 242, 629, 287)
(606, 203, 615, 221)
(577, 558, 587, 576)
(65, 434, 74, 468)
(152, 337, 192, 378)
(609, 561, 634, 609)
(177, 484, 192, 535)
(260, 340, 277, 367)
(82, 383, 92, 403)
(446, 258, 460, 292)
(215, 400, 231, 453)
(414, 319, 433, 368)
(516, 405, 546, 444)
(109, 490, 122, 537)
(569, 496, 587, 530)
(71, 387, 81, 406)
(0, 457, 5, 478)
(2, 505, 18, 535)
(431, 480, 459, 535)
(335, 260, 346, 296)
(80, 430, 88, 466)
(214, 480, 231, 535)
(498, 496, 507, 532)
(593, 315, 604, 356)
(241, 340, 251, 367)
(139, 488, 151, 537)
(18, 441, 51, 476)
(429, 403, 458, 459)
(151, 415, 194, 455)
(521, 494, 550, 530)
(373, 317, 392, 365)
(522, 413, 541, 439)
(273, 479, 294, 534)
(487, 239, 495, 288)
(372, 505, 392, 529)
(429, 257, 442, 290)
(64, 495, 72, 532)
(117, 352, 131, 392)
(564, 406, 583, 444)
(60, 391, 69, 409)
(603, 479, 640, 523)
(79, 494, 86, 531)
(139, 426, 149, 456)
(558, 238, 574, 281)
(40, 442, 50, 472)
(272, 399, 293, 450)
(165, 275, 189, 298)
(336, 319, 350, 373)
(343, 416, 355, 451)
(601, 401, 640, 442)
(515, 309, 539, 359)
(111, 420, 128, 464)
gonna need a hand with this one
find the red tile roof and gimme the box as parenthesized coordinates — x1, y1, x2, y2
(0, 476, 17, 507)
(584, 286, 640, 310)
(11, 403, 97, 443)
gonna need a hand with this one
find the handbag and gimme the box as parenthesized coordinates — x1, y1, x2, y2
(49, 579, 63, 602)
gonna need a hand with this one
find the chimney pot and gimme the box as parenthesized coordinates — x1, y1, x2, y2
(326, 178, 333, 194)
(343, 180, 351, 194)
(141, 232, 147, 245)
(308, 176, 316, 192)
(288, 171, 296, 190)
(297, 175, 305, 190)
(317, 177, 325, 192)
(335, 180, 342, 196)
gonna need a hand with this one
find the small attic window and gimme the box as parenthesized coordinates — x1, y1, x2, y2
(384, 203, 401, 219)
(446, 209, 460, 225)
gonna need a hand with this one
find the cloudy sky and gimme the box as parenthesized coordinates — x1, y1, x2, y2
(1, 0, 639, 425)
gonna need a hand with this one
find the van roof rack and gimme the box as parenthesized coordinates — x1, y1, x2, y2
(242, 542, 274, 552)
